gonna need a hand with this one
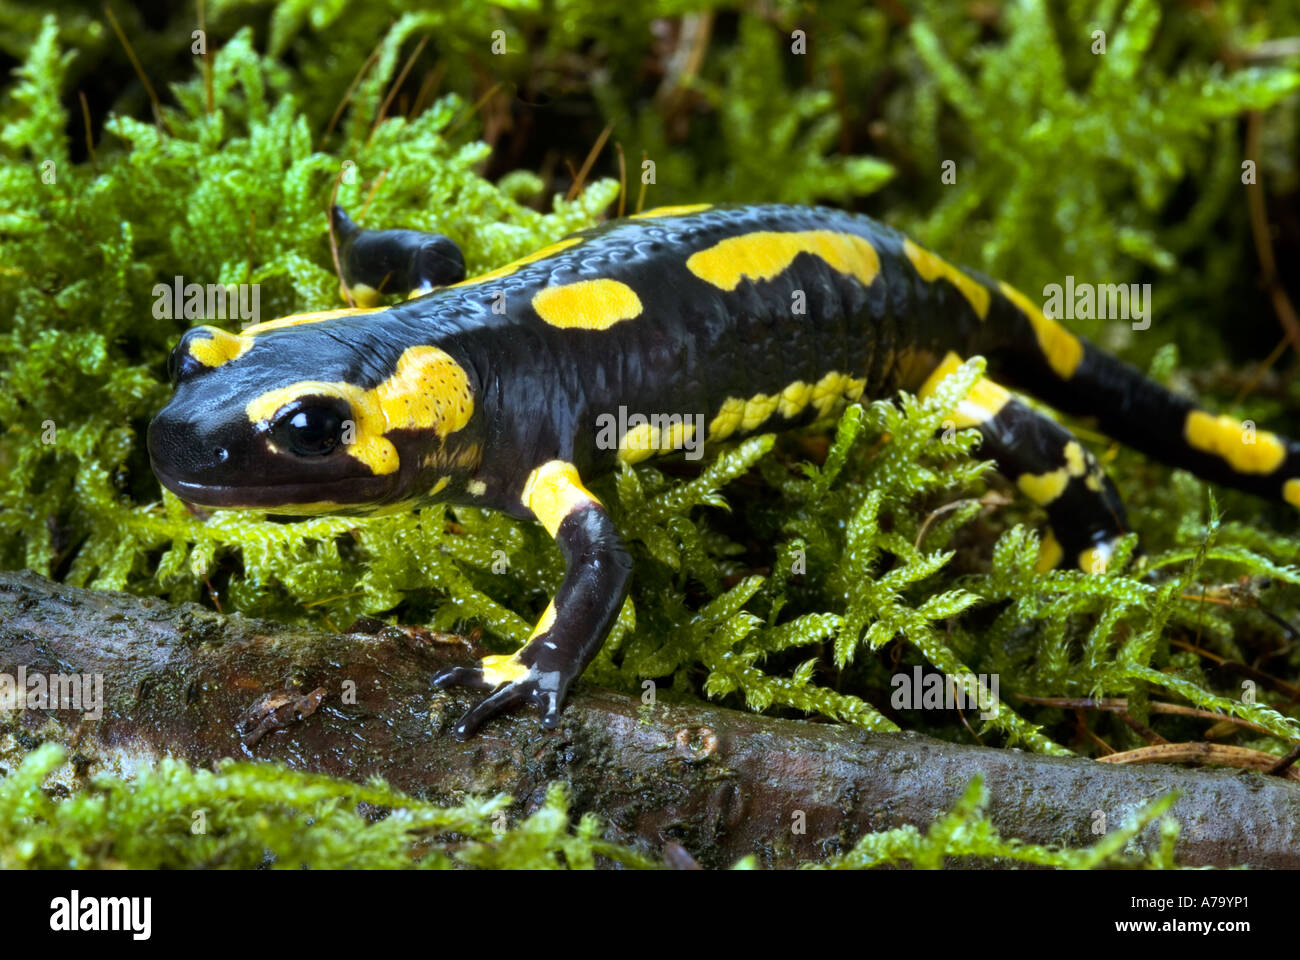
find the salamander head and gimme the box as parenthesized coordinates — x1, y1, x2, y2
(147, 314, 479, 513)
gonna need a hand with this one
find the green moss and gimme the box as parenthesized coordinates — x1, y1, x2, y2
(0, 743, 657, 869)
(810, 775, 1182, 869)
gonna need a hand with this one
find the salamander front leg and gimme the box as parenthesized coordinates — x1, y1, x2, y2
(432, 461, 633, 739)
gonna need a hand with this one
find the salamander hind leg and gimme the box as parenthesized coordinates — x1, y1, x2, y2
(432, 460, 633, 739)
(920, 352, 1132, 574)
(331, 205, 466, 305)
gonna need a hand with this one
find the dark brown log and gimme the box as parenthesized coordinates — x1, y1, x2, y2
(1, 569, 1298, 868)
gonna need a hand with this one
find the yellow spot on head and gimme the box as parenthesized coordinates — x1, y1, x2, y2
(375, 345, 474, 440)
(429, 476, 450, 497)
(1035, 529, 1064, 572)
(241, 306, 385, 337)
(451, 238, 581, 289)
(1184, 410, 1287, 475)
(998, 282, 1084, 380)
(531, 279, 643, 330)
(187, 326, 250, 368)
(1017, 468, 1070, 506)
(1285, 478, 1300, 508)
(521, 460, 599, 537)
(629, 204, 712, 219)
(244, 345, 473, 476)
(686, 231, 880, 292)
(917, 351, 1010, 428)
(902, 239, 990, 319)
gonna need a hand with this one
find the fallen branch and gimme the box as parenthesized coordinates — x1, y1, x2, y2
(1, 570, 1299, 868)
(1097, 742, 1300, 780)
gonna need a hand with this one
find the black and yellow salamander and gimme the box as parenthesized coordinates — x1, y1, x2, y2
(148, 202, 1300, 737)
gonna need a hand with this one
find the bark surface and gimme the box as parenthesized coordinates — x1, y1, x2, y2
(2, 570, 1297, 868)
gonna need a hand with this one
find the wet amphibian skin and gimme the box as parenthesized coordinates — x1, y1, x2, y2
(148, 203, 1300, 738)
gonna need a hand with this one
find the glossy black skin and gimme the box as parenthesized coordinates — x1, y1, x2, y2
(433, 502, 633, 738)
(149, 311, 487, 511)
(332, 205, 466, 295)
(1019, 340, 1300, 500)
(149, 202, 1300, 737)
(378, 204, 1002, 511)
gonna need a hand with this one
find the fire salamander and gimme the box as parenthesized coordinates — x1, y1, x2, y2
(148, 203, 1300, 738)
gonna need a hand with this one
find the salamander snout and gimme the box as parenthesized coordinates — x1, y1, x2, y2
(146, 402, 240, 496)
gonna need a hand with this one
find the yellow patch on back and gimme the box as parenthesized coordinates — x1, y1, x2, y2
(902, 239, 991, 319)
(629, 204, 713, 219)
(451, 238, 582, 289)
(1018, 468, 1070, 505)
(998, 282, 1084, 380)
(531, 278, 643, 329)
(917, 351, 1011, 429)
(244, 345, 473, 476)
(1285, 479, 1300, 508)
(521, 460, 599, 537)
(187, 326, 250, 368)
(1184, 410, 1286, 474)
(686, 231, 880, 292)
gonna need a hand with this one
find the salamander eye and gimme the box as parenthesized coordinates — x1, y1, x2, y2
(166, 345, 181, 385)
(271, 399, 347, 457)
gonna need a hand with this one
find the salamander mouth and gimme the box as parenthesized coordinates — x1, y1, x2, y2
(154, 469, 389, 512)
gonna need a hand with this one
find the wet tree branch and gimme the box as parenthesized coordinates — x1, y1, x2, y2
(1, 570, 1298, 868)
